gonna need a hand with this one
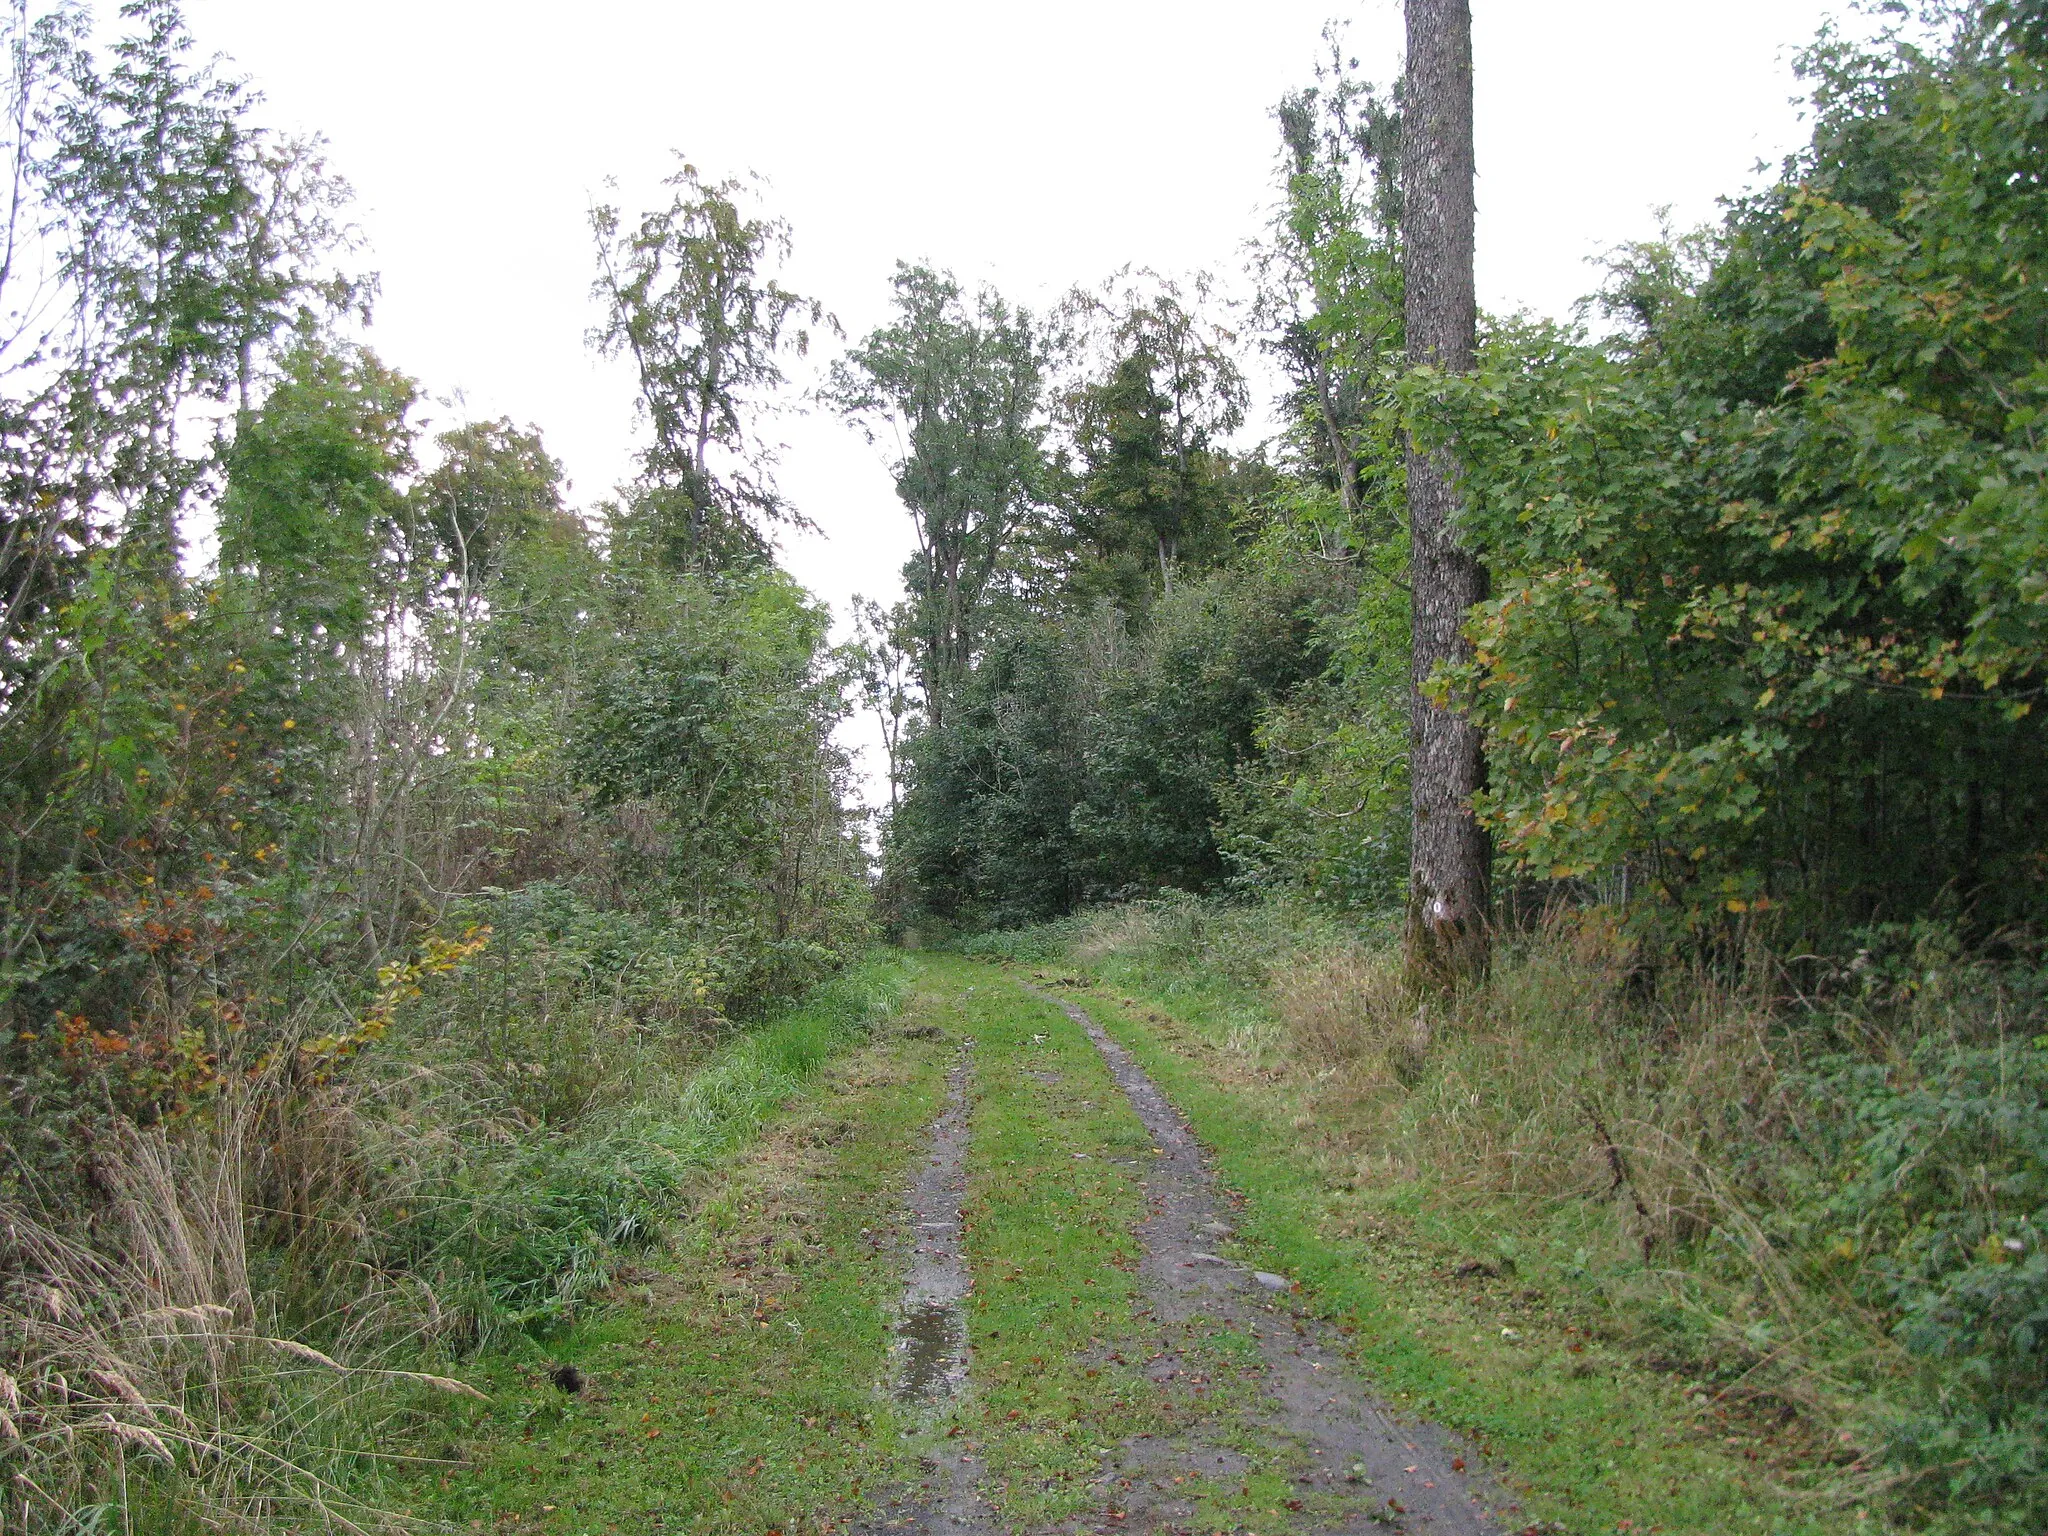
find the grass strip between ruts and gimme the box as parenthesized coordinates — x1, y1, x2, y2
(939, 958, 1168, 1525)
(910, 955, 1370, 1534)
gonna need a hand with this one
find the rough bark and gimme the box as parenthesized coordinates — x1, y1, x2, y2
(1402, 0, 1491, 986)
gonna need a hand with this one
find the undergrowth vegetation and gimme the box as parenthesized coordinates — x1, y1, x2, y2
(358, 948, 909, 1340)
(0, 3, 880, 1528)
(1, 950, 905, 1532)
(966, 899, 2047, 1530)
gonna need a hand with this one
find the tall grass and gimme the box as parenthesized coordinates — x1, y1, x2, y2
(0, 1107, 478, 1535)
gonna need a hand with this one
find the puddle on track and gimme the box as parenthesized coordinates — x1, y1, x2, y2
(890, 1047, 973, 1407)
(894, 1299, 965, 1405)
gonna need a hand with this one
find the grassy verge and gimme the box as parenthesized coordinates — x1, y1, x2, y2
(375, 953, 924, 1533)
(363, 949, 922, 1339)
(0, 953, 919, 1536)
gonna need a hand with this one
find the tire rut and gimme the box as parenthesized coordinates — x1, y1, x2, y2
(868, 1042, 998, 1536)
(1033, 985, 1512, 1536)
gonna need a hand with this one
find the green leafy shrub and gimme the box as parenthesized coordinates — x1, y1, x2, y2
(954, 915, 1091, 965)
(1782, 934, 2048, 1523)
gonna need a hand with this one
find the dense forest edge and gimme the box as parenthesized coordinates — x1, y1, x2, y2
(2, 1, 2045, 1533)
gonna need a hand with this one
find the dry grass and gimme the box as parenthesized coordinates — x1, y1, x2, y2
(1067, 898, 1917, 1454)
(1260, 911, 1798, 1254)
(0, 1099, 479, 1535)
(1271, 944, 1431, 1083)
(1070, 904, 1162, 968)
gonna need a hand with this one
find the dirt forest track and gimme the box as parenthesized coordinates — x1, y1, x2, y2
(409, 955, 1808, 1536)
(866, 983, 1506, 1536)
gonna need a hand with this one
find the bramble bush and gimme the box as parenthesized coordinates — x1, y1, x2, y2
(1778, 927, 2048, 1523)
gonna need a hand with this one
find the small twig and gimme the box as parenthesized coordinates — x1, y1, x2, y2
(1581, 1095, 1655, 1262)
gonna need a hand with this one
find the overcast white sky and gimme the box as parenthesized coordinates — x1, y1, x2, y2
(185, 0, 1860, 803)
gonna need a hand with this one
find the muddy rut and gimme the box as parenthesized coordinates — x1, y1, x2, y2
(1037, 987, 1508, 1535)
(867, 988, 1511, 1536)
(873, 1043, 997, 1535)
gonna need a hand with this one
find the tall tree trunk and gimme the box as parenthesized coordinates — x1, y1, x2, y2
(1402, 0, 1490, 986)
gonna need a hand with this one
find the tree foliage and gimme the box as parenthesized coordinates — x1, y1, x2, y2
(1056, 274, 1248, 607)
(1427, 2, 2048, 935)
(869, 51, 1410, 934)
(829, 263, 1048, 726)
(591, 159, 827, 567)
(2, 5, 868, 1206)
